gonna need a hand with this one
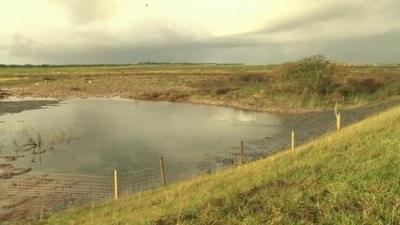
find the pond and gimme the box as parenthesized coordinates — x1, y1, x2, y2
(1, 97, 399, 221)
(2, 97, 398, 179)
(0, 98, 285, 177)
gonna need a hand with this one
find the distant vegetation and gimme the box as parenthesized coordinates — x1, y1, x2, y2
(274, 55, 395, 105)
(0, 56, 399, 112)
(0, 62, 243, 68)
(282, 55, 337, 84)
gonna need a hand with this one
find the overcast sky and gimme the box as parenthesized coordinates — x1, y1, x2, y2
(0, 0, 399, 64)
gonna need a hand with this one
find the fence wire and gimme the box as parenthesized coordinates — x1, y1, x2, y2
(0, 153, 224, 223)
(0, 171, 114, 221)
(119, 167, 161, 195)
(0, 165, 200, 222)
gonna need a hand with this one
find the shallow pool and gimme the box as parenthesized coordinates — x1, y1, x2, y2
(0, 98, 283, 176)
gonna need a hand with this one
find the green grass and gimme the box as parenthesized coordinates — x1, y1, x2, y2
(38, 105, 400, 225)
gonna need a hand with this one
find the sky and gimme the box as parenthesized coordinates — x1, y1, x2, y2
(0, 0, 399, 64)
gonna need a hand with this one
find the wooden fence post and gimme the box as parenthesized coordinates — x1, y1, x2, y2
(39, 207, 43, 222)
(240, 141, 244, 164)
(291, 129, 295, 150)
(334, 101, 338, 116)
(336, 112, 341, 130)
(114, 169, 118, 200)
(160, 157, 166, 186)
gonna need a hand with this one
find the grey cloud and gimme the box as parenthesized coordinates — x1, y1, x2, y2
(16, 27, 399, 65)
(253, 3, 360, 34)
(49, 0, 117, 24)
(4, 1, 400, 64)
(249, 0, 400, 38)
(321, 29, 400, 63)
(7, 35, 35, 58)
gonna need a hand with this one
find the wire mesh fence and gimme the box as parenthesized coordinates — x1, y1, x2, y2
(0, 171, 114, 221)
(119, 166, 161, 195)
(0, 163, 204, 222)
(0, 133, 295, 222)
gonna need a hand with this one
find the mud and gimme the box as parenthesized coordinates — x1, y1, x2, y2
(0, 99, 59, 116)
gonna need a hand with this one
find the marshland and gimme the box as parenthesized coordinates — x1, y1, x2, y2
(1, 56, 400, 223)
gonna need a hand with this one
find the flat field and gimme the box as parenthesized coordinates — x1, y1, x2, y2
(1, 63, 399, 112)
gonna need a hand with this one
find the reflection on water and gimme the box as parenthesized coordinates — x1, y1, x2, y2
(214, 110, 260, 122)
(0, 98, 282, 175)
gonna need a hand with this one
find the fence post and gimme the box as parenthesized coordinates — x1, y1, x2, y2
(336, 112, 341, 130)
(291, 129, 295, 150)
(114, 169, 118, 200)
(334, 101, 338, 116)
(240, 141, 244, 164)
(160, 157, 166, 186)
(39, 207, 43, 222)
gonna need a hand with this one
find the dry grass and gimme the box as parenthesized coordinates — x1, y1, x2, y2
(0, 63, 399, 113)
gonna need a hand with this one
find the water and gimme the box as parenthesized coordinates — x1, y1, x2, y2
(0, 98, 283, 176)
(1, 97, 398, 221)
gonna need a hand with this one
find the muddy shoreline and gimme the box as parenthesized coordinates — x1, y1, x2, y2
(2, 86, 322, 114)
(0, 99, 59, 116)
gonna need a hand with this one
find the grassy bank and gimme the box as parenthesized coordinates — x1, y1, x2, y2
(1, 57, 399, 112)
(36, 105, 400, 225)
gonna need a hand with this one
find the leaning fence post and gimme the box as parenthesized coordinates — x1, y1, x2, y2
(291, 129, 295, 150)
(240, 141, 244, 164)
(336, 112, 341, 130)
(114, 169, 119, 200)
(160, 157, 166, 186)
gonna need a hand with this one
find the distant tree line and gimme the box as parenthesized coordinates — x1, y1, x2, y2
(0, 64, 133, 68)
(136, 61, 243, 65)
(0, 62, 244, 68)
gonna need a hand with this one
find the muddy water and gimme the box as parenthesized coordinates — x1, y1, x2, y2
(1, 97, 399, 221)
(1, 97, 399, 178)
(0, 98, 285, 176)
